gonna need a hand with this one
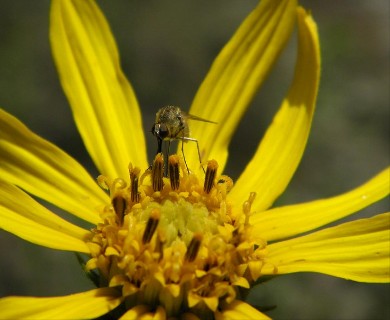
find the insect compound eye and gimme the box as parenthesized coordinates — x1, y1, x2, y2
(158, 124, 169, 139)
(153, 123, 169, 140)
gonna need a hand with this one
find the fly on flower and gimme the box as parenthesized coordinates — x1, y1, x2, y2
(151, 105, 216, 173)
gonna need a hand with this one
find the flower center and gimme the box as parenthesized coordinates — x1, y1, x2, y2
(85, 154, 267, 318)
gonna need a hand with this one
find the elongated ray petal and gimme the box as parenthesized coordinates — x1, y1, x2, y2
(0, 181, 89, 240)
(0, 206, 89, 253)
(186, 0, 297, 172)
(0, 288, 123, 320)
(215, 300, 271, 320)
(50, 0, 147, 179)
(0, 109, 107, 224)
(0, 183, 90, 252)
(252, 167, 390, 241)
(262, 213, 390, 283)
(230, 8, 320, 211)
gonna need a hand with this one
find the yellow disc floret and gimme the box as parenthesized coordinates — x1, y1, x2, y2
(86, 154, 267, 318)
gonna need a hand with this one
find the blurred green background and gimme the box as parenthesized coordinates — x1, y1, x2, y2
(0, 1, 389, 319)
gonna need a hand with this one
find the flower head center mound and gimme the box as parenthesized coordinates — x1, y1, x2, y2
(86, 154, 267, 317)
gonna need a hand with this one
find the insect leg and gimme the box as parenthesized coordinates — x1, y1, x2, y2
(180, 139, 190, 174)
(181, 137, 205, 173)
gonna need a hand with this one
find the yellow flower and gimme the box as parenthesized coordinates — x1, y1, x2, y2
(0, 0, 389, 319)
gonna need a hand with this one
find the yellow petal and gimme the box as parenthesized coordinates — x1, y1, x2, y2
(0, 109, 107, 224)
(230, 7, 320, 211)
(119, 305, 150, 320)
(252, 167, 390, 241)
(50, 0, 147, 179)
(262, 213, 390, 283)
(0, 188, 89, 252)
(0, 288, 122, 320)
(186, 0, 297, 172)
(0, 181, 89, 241)
(215, 300, 271, 320)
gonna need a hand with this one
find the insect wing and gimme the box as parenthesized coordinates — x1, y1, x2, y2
(185, 112, 217, 124)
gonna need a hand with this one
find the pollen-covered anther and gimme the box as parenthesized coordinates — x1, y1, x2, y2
(152, 153, 164, 192)
(243, 192, 256, 225)
(142, 208, 160, 244)
(112, 195, 127, 224)
(129, 165, 141, 203)
(168, 155, 180, 190)
(204, 160, 218, 194)
(185, 232, 203, 262)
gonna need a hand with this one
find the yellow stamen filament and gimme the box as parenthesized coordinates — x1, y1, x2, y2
(243, 192, 256, 226)
(97, 175, 111, 190)
(185, 232, 203, 262)
(204, 160, 218, 194)
(142, 208, 160, 244)
(152, 153, 164, 191)
(217, 175, 233, 192)
(168, 155, 180, 190)
(111, 178, 127, 196)
(129, 166, 141, 203)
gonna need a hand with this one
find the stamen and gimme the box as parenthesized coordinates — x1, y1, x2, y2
(204, 160, 218, 194)
(217, 175, 234, 192)
(152, 153, 164, 192)
(89, 152, 265, 318)
(185, 232, 203, 262)
(217, 175, 234, 201)
(129, 166, 141, 203)
(142, 208, 160, 244)
(97, 175, 111, 191)
(111, 178, 127, 196)
(243, 192, 256, 226)
(112, 195, 127, 224)
(139, 167, 150, 185)
(168, 155, 180, 190)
